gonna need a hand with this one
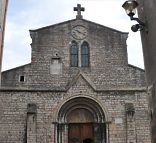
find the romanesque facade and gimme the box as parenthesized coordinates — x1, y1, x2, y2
(0, 4, 151, 143)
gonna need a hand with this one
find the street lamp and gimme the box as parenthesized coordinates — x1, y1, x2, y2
(122, 0, 145, 32)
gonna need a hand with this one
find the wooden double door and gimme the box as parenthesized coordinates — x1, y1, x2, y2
(68, 123, 93, 143)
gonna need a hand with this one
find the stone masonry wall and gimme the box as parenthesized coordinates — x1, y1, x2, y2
(27, 19, 130, 89)
(2, 19, 146, 90)
(0, 18, 151, 143)
(0, 88, 151, 143)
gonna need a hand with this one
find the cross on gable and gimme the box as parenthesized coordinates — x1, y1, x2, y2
(74, 4, 85, 19)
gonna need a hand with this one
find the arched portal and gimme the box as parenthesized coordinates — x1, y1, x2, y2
(56, 97, 107, 143)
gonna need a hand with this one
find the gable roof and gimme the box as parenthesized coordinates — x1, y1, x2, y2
(29, 18, 128, 35)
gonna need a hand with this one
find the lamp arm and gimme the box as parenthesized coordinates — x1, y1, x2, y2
(130, 16, 145, 26)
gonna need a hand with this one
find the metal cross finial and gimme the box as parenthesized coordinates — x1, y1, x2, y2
(74, 4, 85, 19)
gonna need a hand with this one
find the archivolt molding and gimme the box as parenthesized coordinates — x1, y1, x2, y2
(53, 94, 111, 123)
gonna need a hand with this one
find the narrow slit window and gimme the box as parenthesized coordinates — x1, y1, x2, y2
(19, 75, 25, 82)
(81, 42, 89, 67)
(70, 41, 78, 67)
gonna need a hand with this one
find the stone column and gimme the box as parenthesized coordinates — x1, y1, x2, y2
(57, 123, 62, 143)
(52, 122, 58, 143)
(27, 103, 37, 143)
(64, 124, 68, 143)
(106, 122, 111, 143)
(125, 103, 136, 143)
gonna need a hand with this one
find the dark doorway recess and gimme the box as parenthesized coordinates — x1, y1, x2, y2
(83, 138, 93, 143)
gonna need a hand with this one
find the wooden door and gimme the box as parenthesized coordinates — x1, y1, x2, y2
(68, 123, 93, 143)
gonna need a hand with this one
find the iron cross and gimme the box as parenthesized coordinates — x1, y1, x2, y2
(74, 4, 85, 19)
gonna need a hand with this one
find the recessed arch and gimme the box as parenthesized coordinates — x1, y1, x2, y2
(66, 108, 94, 123)
(56, 97, 107, 143)
(57, 97, 105, 123)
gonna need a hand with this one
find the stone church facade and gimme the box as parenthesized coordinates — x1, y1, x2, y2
(0, 4, 151, 143)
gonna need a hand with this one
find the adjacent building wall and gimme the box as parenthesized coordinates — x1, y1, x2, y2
(137, 0, 156, 142)
(0, 0, 8, 85)
(137, 0, 156, 86)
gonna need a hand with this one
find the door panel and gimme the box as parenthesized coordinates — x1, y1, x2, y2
(68, 124, 93, 143)
(69, 124, 80, 143)
(81, 124, 93, 140)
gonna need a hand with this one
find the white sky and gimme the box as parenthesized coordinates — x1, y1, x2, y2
(2, 0, 144, 71)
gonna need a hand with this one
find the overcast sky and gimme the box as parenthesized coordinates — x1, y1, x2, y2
(2, 0, 144, 71)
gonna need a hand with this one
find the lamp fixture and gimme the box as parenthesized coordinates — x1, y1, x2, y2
(122, 0, 145, 32)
